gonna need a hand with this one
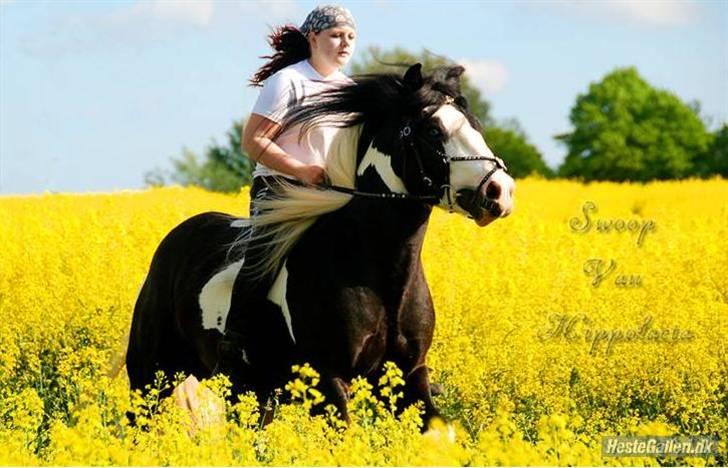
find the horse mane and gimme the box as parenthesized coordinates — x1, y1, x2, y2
(231, 67, 471, 281)
(233, 124, 361, 281)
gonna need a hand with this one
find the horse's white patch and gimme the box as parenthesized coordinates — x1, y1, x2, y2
(199, 257, 296, 346)
(436, 105, 495, 190)
(230, 219, 249, 228)
(199, 260, 244, 333)
(448, 424, 457, 442)
(357, 144, 407, 193)
(424, 422, 458, 443)
(434, 104, 513, 215)
(267, 260, 296, 344)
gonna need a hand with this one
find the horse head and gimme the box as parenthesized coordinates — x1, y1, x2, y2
(270, 62, 515, 229)
(355, 63, 515, 227)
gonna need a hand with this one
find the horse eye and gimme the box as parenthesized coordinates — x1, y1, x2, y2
(428, 127, 441, 138)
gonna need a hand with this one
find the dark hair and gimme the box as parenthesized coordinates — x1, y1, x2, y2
(278, 64, 478, 138)
(250, 25, 311, 87)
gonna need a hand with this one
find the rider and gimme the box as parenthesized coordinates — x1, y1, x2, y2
(215, 5, 357, 381)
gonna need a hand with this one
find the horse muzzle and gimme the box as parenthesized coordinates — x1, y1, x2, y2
(456, 175, 515, 227)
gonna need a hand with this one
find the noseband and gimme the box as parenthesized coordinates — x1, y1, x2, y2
(322, 120, 509, 213)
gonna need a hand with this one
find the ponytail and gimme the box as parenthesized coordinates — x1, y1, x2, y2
(250, 25, 310, 87)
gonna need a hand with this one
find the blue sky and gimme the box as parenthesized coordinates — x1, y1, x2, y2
(1, 0, 726, 194)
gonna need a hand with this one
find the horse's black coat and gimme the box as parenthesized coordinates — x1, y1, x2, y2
(127, 64, 496, 425)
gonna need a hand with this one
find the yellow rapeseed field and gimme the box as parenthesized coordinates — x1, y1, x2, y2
(0, 178, 726, 466)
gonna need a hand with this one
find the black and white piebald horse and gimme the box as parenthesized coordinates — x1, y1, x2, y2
(126, 64, 514, 425)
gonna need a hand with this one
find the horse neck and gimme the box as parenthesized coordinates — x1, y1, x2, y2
(345, 127, 433, 267)
(342, 197, 433, 271)
(334, 198, 433, 327)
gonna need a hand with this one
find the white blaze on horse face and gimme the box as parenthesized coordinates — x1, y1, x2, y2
(199, 260, 244, 334)
(433, 104, 514, 216)
(267, 260, 296, 344)
(357, 143, 407, 193)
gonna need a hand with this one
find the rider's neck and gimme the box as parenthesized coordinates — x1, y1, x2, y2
(307, 57, 339, 80)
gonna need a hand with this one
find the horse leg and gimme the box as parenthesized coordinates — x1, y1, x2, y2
(127, 276, 212, 425)
(400, 364, 442, 430)
(215, 234, 276, 389)
(315, 376, 350, 423)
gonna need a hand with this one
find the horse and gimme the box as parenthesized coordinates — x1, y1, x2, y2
(126, 63, 515, 426)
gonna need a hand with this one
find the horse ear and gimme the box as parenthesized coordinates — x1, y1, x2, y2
(403, 63, 424, 91)
(454, 95, 469, 109)
(446, 66, 465, 88)
(447, 66, 465, 79)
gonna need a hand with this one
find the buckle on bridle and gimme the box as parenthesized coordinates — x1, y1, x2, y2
(442, 184, 455, 213)
(394, 120, 508, 210)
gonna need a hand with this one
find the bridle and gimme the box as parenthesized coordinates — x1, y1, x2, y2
(321, 115, 509, 214)
(403, 121, 509, 213)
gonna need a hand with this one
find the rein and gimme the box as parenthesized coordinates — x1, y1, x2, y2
(319, 122, 509, 213)
(318, 182, 440, 203)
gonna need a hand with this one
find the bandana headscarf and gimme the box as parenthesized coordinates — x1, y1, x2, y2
(300, 5, 356, 36)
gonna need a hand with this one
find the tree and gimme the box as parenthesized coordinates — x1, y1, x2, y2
(557, 67, 712, 181)
(693, 124, 728, 177)
(145, 120, 254, 193)
(484, 121, 554, 178)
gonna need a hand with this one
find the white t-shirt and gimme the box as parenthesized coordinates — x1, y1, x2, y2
(250, 59, 353, 179)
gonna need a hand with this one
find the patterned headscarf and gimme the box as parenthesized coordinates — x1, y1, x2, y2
(300, 5, 356, 36)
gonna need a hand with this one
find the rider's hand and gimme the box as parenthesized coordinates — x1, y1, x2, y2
(295, 165, 327, 185)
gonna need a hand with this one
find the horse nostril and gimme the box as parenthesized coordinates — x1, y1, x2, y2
(488, 204, 502, 217)
(481, 198, 502, 217)
(486, 181, 501, 200)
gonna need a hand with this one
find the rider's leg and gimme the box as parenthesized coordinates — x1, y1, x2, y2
(213, 176, 291, 391)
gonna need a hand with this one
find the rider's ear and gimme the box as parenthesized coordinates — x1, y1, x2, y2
(403, 63, 424, 91)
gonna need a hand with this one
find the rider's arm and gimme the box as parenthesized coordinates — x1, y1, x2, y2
(245, 70, 326, 185)
(242, 114, 325, 185)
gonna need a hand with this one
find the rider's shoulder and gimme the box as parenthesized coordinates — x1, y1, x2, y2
(270, 60, 310, 82)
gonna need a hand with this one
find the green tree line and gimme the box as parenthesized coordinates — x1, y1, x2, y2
(557, 67, 726, 181)
(145, 48, 726, 191)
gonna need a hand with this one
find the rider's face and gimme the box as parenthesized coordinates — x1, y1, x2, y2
(310, 26, 356, 70)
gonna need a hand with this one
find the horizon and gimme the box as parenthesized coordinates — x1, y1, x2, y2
(1, 0, 726, 195)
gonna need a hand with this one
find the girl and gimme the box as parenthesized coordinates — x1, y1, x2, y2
(243, 4, 357, 214)
(216, 5, 357, 382)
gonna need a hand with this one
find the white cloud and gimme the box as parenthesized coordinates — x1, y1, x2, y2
(550, 0, 701, 27)
(608, 0, 699, 26)
(114, 0, 215, 28)
(458, 59, 509, 94)
(18, 1, 218, 58)
(16, 0, 301, 59)
(238, 0, 300, 23)
(107, 0, 298, 30)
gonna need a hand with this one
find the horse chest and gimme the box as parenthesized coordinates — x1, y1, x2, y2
(350, 323, 420, 377)
(273, 225, 433, 376)
(345, 286, 430, 373)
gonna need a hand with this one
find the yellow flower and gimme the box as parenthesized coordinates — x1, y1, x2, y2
(1, 180, 726, 465)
